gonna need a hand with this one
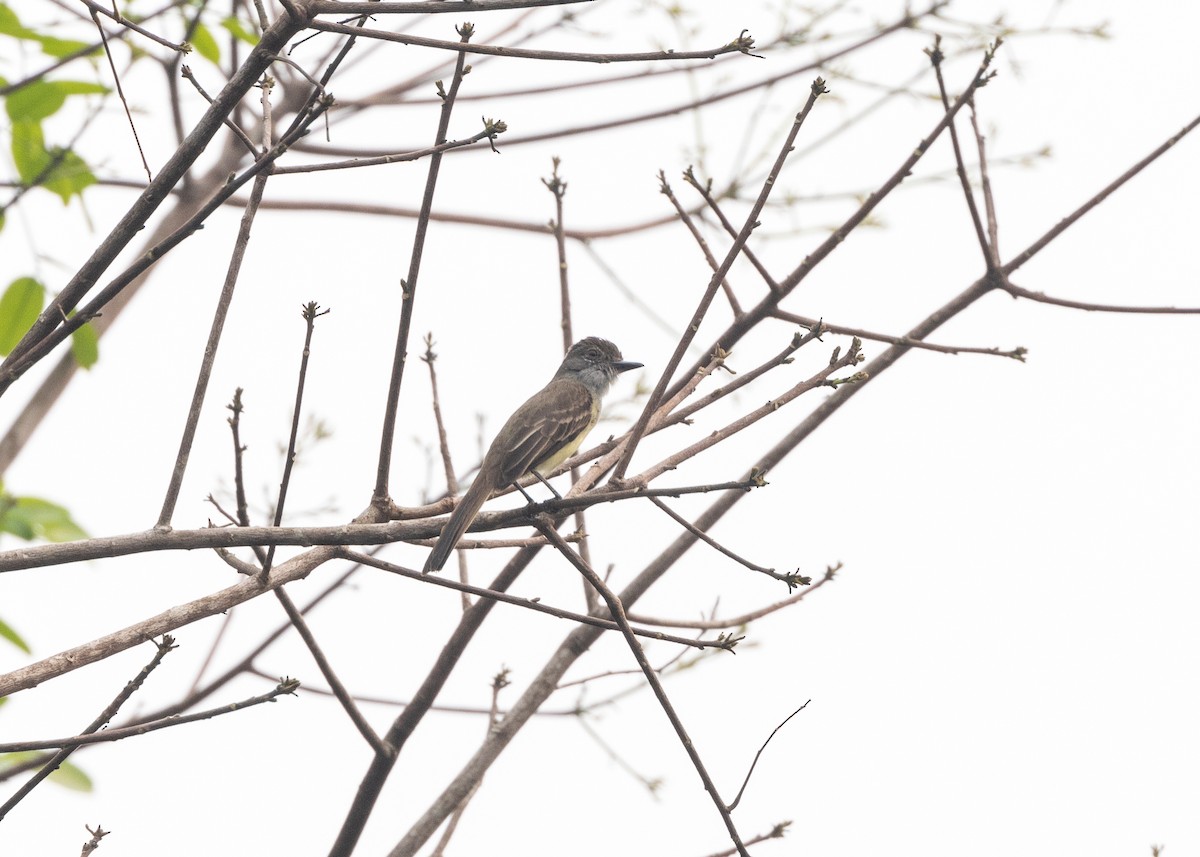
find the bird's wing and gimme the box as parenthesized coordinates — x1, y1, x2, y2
(493, 380, 596, 485)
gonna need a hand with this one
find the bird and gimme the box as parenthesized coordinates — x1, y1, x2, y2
(422, 336, 642, 573)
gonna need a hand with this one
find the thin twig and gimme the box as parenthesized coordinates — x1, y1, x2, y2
(999, 112, 1200, 278)
(156, 168, 273, 527)
(558, 630, 702, 690)
(308, 0, 590, 12)
(662, 326, 825, 431)
(167, 0, 214, 155)
(271, 125, 504, 173)
(414, 532, 584, 551)
(543, 157, 574, 354)
(534, 523, 749, 857)
(261, 302, 329, 579)
(228, 388, 256, 536)
(132, 560, 362, 719)
(185, 599, 237, 696)
(243, 665, 582, 717)
(576, 715, 662, 795)
(373, 23, 475, 503)
(90, 8, 152, 181)
(0, 677, 299, 753)
(682, 166, 780, 293)
(307, 20, 758, 64)
(272, 587, 386, 754)
(648, 495, 801, 586)
(0, 637, 176, 820)
(428, 668, 510, 857)
(769, 309, 1027, 360)
(218, 193, 697, 239)
(309, 3, 939, 151)
(422, 335, 471, 610)
(928, 36, 996, 269)
(698, 822, 792, 857)
(341, 549, 735, 652)
(79, 0, 186, 51)
(1003, 284, 1200, 314)
(968, 102, 1001, 255)
(542, 156, 598, 611)
(180, 64, 260, 155)
(631, 341, 866, 488)
(660, 46, 1001, 406)
(80, 823, 110, 856)
(612, 79, 828, 482)
(659, 172, 743, 314)
(628, 564, 840, 630)
(726, 701, 810, 811)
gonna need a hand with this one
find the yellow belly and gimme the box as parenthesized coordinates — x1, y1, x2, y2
(533, 401, 599, 475)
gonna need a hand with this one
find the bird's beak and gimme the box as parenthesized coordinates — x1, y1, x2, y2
(613, 360, 643, 374)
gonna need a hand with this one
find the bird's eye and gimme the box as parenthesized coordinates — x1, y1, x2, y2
(587, 349, 601, 360)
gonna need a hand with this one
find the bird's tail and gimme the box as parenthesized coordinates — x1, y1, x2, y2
(422, 473, 495, 573)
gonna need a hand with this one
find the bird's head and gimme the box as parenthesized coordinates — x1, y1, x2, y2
(556, 336, 643, 394)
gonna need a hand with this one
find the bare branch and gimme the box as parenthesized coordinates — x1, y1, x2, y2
(1000, 111, 1200, 278)
(156, 168, 273, 527)
(272, 588, 385, 754)
(628, 564, 839, 629)
(726, 701, 810, 811)
(613, 78, 828, 481)
(1003, 283, 1200, 314)
(0, 637, 176, 819)
(261, 302, 330, 578)
(307, 20, 758, 64)
(342, 549, 736, 652)
(0, 677, 299, 752)
(373, 24, 475, 503)
(271, 124, 505, 173)
(533, 522, 749, 857)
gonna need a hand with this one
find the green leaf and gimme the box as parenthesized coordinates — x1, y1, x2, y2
(220, 16, 259, 46)
(71, 320, 99, 368)
(0, 277, 44, 355)
(4, 81, 67, 122)
(190, 22, 219, 64)
(0, 616, 30, 653)
(4, 80, 106, 123)
(0, 496, 88, 543)
(55, 81, 110, 96)
(0, 4, 96, 58)
(5, 82, 103, 201)
(10, 119, 49, 184)
(0, 754, 94, 792)
(35, 36, 96, 59)
(40, 147, 96, 203)
(0, 3, 33, 38)
(48, 760, 94, 791)
(0, 514, 33, 539)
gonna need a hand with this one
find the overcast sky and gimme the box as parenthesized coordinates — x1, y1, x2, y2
(1, 1, 1198, 855)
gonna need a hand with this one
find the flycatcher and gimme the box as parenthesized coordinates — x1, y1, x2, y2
(423, 336, 642, 573)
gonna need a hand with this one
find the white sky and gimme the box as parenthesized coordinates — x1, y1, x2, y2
(1, 1, 1198, 855)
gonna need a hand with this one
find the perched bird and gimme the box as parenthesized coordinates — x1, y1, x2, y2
(423, 337, 642, 573)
